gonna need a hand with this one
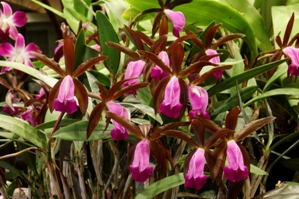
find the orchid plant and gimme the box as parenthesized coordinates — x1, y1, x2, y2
(0, 0, 299, 199)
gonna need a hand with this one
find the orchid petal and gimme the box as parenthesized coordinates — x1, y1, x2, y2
(1, 2, 12, 16)
(184, 148, 207, 190)
(15, 34, 25, 49)
(283, 46, 299, 76)
(12, 11, 27, 27)
(160, 76, 182, 118)
(106, 100, 130, 140)
(54, 75, 77, 114)
(164, 9, 186, 38)
(0, 42, 13, 56)
(223, 140, 248, 182)
(130, 139, 153, 182)
(206, 49, 222, 78)
(151, 51, 170, 80)
(124, 60, 145, 94)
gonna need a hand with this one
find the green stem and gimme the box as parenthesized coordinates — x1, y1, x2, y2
(47, 112, 64, 160)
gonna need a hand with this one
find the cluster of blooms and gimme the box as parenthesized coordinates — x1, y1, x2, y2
(0, 2, 252, 191)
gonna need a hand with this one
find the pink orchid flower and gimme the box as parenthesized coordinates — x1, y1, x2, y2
(164, 9, 186, 37)
(124, 60, 145, 94)
(283, 46, 299, 76)
(188, 85, 209, 120)
(205, 49, 222, 78)
(151, 51, 170, 80)
(130, 139, 153, 182)
(54, 75, 77, 114)
(223, 140, 248, 182)
(185, 148, 207, 190)
(0, 33, 41, 73)
(20, 107, 37, 127)
(0, 2, 27, 40)
(106, 101, 130, 140)
(160, 76, 183, 118)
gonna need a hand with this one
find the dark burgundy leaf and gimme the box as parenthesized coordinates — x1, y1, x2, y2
(152, 76, 171, 113)
(152, 12, 163, 38)
(192, 119, 205, 147)
(136, 31, 154, 46)
(87, 102, 105, 139)
(72, 56, 108, 78)
(73, 78, 88, 115)
(32, 52, 65, 77)
(225, 106, 240, 131)
(150, 121, 190, 140)
(124, 25, 145, 50)
(171, 43, 184, 75)
(193, 65, 232, 85)
(48, 78, 63, 112)
(150, 35, 168, 53)
(283, 12, 294, 47)
(138, 51, 172, 75)
(106, 41, 140, 60)
(63, 34, 75, 75)
(195, 116, 221, 133)
(275, 34, 283, 48)
(106, 111, 144, 139)
(159, 15, 168, 37)
(235, 116, 276, 141)
(0, 77, 12, 90)
(178, 61, 212, 78)
(204, 129, 234, 149)
(167, 35, 197, 53)
(211, 33, 245, 49)
(205, 24, 222, 48)
(162, 130, 198, 147)
(112, 82, 149, 100)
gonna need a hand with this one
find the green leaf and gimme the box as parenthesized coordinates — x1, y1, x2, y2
(270, 131, 299, 151)
(135, 173, 184, 199)
(126, 0, 258, 58)
(218, 0, 272, 51)
(96, 11, 120, 75)
(211, 86, 258, 119)
(208, 59, 287, 96)
(0, 114, 46, 149)
(88, 70, 111, 87)
(121, 103, 163, 124)
(53, 120, 113, 141)
(31, 0, 65, 18)
(252, 184, 299, 199)
(35, 119, 79, 130)
(263, 64, 287, 92)
(250, 164, 268, 175)
(74, 0, 92, 16)
(74, 29, 86, 71)
(244, 88, 299, 107)
(0, 61, 57, 87)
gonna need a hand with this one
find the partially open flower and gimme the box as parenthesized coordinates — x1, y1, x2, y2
(20, 107, 37, 126)
(185, 148, 207, 190)
(130, 139, 153, 182)
(223, 140, 248, 182)
(151, 51, 170, 80)
(54, 75, 77, 114)
(160, 76, 183, 118)
(106, 101, 130, 140)
(0, 2, 27, 40)
(205, 49, 222, 78)
(0, 33, 41, 73)
(164, 9, 185, 37)
(283, 46, 299, 76)
(124, 60, 145, 94)
(188, 85, 209, 120)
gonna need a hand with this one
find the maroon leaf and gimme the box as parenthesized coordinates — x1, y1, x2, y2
(106, 41, 140, 61)
(211, 141, 227, 184)
(275, 34, 283, 48)
(167, 35, 197, 53)
(238, 143, 251, 174)
(195, 116, 221, 133)
(87, 102, 105, 139)
(136, 31, 154, 46)
(106, 111, 144, 139)
(235, 116, 276, 141)
(73, 78, 88, 115)
(48, 78, 63, 112)
(178, 78, 188, 118)
(112, 82, 149, 100)
(225, 106, 240, 131)
(162, 130, 198, 147)
(63, 34, 75, 75)
(107, 78, 140, 100)
(178, 61, 212, 78)
(288, 32, 299, 46)
(31, 52, 65, 77)
(5, 72, 17, 88)
(191, 119, 205, 147)
(150, 140, 167, 178)
(152, 76, 171, 113)
(152, 12, 163, 38)
(72, 56, 108, 78)
(171, 43, 185, 75)
(159, 15, 168, 37)
(283, 12, 295, 47)
(150, 35, 168, 53)
(211, 33, 245, 49)
(95, 82, 108, 102)
(204, 129, 234, 149)
(150, 121, 190, 140)
(205, 24, 222, 48)
(0, 77, 12, 90)
(17, 73, 29, 89)
(192, 65, 232, 85)
(124, 25, 145, 50)
(138, 50, 172, 75)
